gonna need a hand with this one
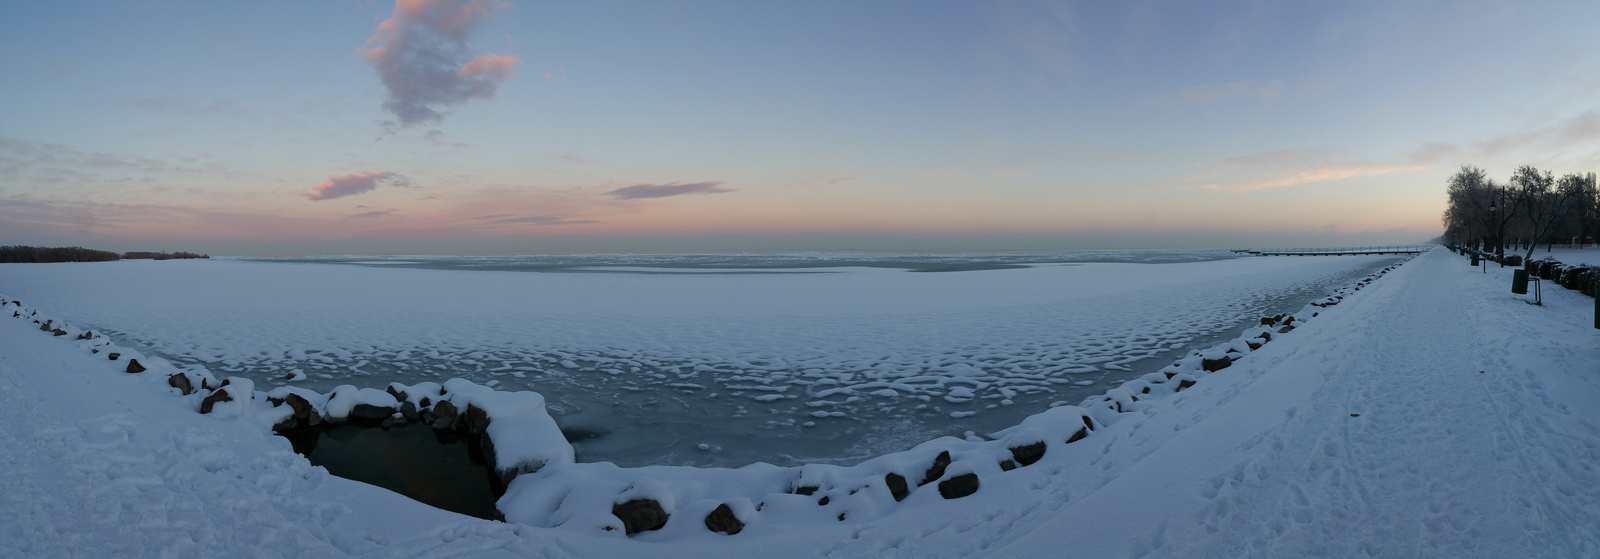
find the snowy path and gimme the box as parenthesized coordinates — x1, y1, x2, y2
(994, 248, 1600, 557)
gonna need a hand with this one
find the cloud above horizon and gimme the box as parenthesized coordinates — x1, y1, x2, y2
(362, 0, 518, 126)
(481, 214, 599, 226)
(307, 171, 407, 201)
(604, 181, 734, 200)
(1193, 149, 1425, 192)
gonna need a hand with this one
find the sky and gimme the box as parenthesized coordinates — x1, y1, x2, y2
(2, 0, 1599, 255)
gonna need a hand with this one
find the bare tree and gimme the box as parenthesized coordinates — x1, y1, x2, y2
(1513, 165, 1573, 262)
(1442, 166, 1496, 249)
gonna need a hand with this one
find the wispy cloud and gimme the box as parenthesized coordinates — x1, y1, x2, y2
(481, 215, 599, 226)
(1416, 110, 1600, 162)
(307, 171, 408, 201)
(1189, 149, 1426, 192)
(604, 181, 733, 200)
(346, 209, 399, 219)
(1178, 80, 1283, 104)
(362, 0, 518, 126)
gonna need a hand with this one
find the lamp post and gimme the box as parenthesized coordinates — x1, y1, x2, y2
(1487, 197, 1496, 273)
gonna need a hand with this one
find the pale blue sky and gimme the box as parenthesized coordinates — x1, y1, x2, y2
(2, 0, 1597, 254)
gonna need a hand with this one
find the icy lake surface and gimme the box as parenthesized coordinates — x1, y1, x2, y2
(0, 250, 1402, 468)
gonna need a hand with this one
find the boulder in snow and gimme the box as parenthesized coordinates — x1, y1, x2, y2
(612, 499, 669, 535)
(704, 503, 744, 535)
(885, 472, 910, 501)
(1201, 354, 1231, 372)
(199, 388, 234, 414)
(938, 473, 980, 499)
(1009, 441, 1047, 467)
(168, 373, 194, 395)
(125, 359, 146, 374)
(919, 450, 951, 486)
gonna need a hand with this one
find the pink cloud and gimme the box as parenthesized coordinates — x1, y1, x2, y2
(307, 171, 403, 201)
(362, 0, 518, 126)
(1188, 149, 1427, 193)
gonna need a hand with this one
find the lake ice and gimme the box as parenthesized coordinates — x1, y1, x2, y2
(0, 250, 1402, 468)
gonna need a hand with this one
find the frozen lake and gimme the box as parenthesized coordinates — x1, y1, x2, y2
(0, 250, 1401, 468)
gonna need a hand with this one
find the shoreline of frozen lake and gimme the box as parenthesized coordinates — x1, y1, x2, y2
(0, 251, 1402, 468)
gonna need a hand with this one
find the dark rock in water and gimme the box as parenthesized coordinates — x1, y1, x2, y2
(168, 373, 194, 396)
(350, 404, 395, 421)
(612, 499, 669, 535)
(919, 450, 951, 486)
(1202, 355, 1231, 372)
(704, 503, 744, 535)
(1009, 441, 1047, 467)
(200, 388, 234, 414)
(125, 359, 146, 374)
(938, 473, 979, 499)
(108, 352, 121, 361)
(466, 404, 491, 435)
(285, 393, 320, 426)
(885, 473, 909, 502)
(793, 485, 818, 496)
(431, 400, 458, 430)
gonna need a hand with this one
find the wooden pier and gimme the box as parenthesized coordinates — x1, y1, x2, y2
(1233, 246, 1432, 256)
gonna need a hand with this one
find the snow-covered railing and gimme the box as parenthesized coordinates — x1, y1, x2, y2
(0, 255, 1420, 540)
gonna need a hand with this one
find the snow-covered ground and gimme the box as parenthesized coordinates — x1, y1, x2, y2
(1531, 246, 1600, 267)
(0, 254, 1394, 467)
(5, 247, 1600, 557)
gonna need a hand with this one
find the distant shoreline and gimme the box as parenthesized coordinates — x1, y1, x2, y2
(0, 246, 209, 264)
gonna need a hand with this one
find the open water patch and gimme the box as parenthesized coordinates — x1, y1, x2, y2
(283, 422, 505, 520)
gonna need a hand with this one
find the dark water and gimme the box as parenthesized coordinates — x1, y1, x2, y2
(286, 424, 502, 520)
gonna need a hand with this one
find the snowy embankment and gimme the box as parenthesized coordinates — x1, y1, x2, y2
(4, 248, 1599, 557)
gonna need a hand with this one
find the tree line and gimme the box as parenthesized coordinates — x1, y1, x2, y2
(1441, 165, 1600, 262)
(0, 246, 210, 263)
